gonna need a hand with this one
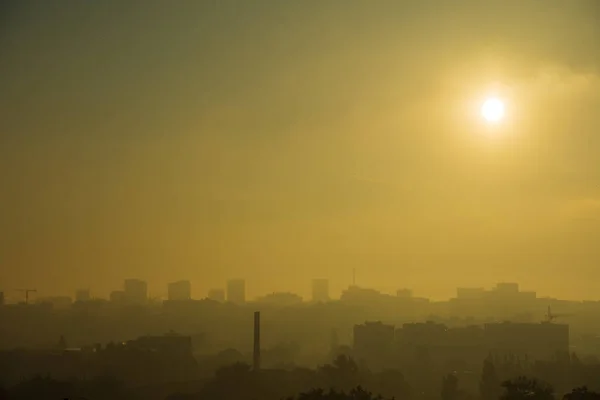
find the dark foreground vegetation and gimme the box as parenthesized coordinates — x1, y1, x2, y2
(2, 355, 600, 400)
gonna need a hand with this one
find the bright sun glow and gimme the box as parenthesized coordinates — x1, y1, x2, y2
(481, 97, 505, 123)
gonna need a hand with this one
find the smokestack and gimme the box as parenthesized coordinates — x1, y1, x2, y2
(253, 311, 261, 371)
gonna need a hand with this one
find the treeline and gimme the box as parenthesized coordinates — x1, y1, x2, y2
(0, 374, 131, 400)
(3, 355, 600, 400)
(166, 358, 600, 400)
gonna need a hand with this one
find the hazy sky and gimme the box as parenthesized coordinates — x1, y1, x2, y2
(1, 1, 599, 301)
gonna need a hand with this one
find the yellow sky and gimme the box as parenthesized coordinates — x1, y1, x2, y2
(1, 1, 599, 301)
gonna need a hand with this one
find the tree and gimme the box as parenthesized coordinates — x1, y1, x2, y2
(442, 374, 459, 400)
(480, 356, 500, 400)
(564, 387, 600, 400)
(214, 362, 252, 381)
(333, 355, 359, 375)
(375, 369, 411, 400)
(58, 335, 67, 350)
(197, 362, 255, 400)
(84, 375, 129, 400)
(318, 355, 362, 392)
(8, 375, 75, 400)
(500, 377, 553, 400)
(294, 386, 387, 400)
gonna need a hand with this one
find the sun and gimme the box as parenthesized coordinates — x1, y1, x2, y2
(481, 97, 505, 123)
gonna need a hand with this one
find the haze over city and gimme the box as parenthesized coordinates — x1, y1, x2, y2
(2, 1, 600, 301)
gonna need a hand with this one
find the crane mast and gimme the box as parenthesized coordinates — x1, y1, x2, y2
(16, 289, 37, 305)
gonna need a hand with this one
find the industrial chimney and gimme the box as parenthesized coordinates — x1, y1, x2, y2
(253, 311, 261, 371)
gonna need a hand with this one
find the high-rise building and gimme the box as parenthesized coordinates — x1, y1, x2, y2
(124, 279, 148, 304)
(208, 289, 225, 302)
(311, 279, 330, 303)
(75, 289, 91, 302)
(168, 280, 192, 301)
(484, 322, 569, 362)
(226, 279, 246, 304)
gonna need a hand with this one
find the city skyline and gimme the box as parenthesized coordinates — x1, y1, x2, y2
(2, 2, 600, 399)
(0, 277, 590, 305)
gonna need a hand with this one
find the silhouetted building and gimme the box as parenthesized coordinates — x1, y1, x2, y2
(451, 283, 537, 319)
(37, 296, 72, 310)
(311, 279, 330, 302)
(396, 322, 487, 367)
(398, 321, 449, 348)
(0, 291, 4, 306)
(353, 321, 395, 371)
(495, 282, 519, 294)
(226, 279, 246, 304)
(484, 322, 569, 362)
(127, 333, 193, 356)
(75, 289, 90, 302)
(124, 279, 147, 305)
(456, 287, 485, 300)
(256, 292, 302, 306)
(168, 280, 191, 301)
(208, 288, 225, 302)
(110, 290, 126, 303)
(341, 286, 392, 305)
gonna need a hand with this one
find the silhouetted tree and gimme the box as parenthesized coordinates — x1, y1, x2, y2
(480, 356, 500, 400)
(58, 335, 67, 350)
(374, 369, 411, 400)
(500, 377, 553, 400)
(214, 348, 245, 366)
(198, 362, 259, 400)
(441, 374, 459, 400)
(292, 386, 388, 399)
(166, 394, 195, 400)
(8, 375, 75, 400)
(84, 374, 129, 400)
(333, 355, 360, 375)
(564, 387, 600, 400)
(318, 355, 363, 392)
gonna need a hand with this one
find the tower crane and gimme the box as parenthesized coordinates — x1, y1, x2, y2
(544, 305, 573, 323)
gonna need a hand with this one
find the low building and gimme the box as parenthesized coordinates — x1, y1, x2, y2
(110, 290, 126, 304)
(208, 289, 225, 302)
(75, 289, 91, 302)
(168, 280, 191, 301)
(37, 296, 72, 310)
(127, 334, 193, 355)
